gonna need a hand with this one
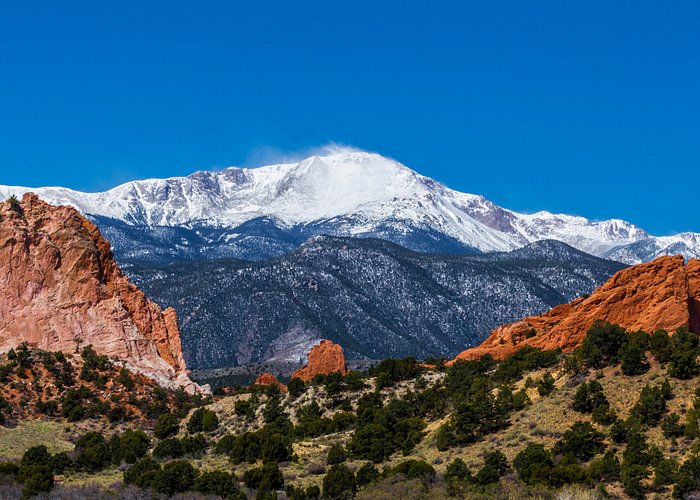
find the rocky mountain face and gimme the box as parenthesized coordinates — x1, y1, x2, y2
(1, 150, 697, 265)
(0, 194, 201, 392)
(127, 237, 625, 370)
(455, 255, 700, 361)
(291, 340, 347, 382)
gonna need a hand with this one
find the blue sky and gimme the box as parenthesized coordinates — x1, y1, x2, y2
(1, 1, 698, 235)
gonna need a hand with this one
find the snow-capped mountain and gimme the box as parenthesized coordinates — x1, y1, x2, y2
(1, 149, 698, 264)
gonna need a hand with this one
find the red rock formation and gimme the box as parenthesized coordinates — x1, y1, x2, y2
(291, 340, 347, 382)
(0, 193, 202, 392)
(254, 373, 288, 393)
(454, 255, 700, 362)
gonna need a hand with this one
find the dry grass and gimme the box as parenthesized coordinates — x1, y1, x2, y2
(0, 420, 74, 459)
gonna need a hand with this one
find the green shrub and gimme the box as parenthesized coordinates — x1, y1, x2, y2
(475, 451, 508, 485)
(50, 452, 71, 474)
(153, 460, 197, 496)
(653, 458, 677, 490)
(153, 438, 184, 459)
(110, 430, 149, 465)
(326, 444, 346, 465)
(592, 403, 617, 425)
(117, 367, 135, 389)
(577, 321, 627, 368)
(392, 459, 435, 483)
(355, 462, 379, 486)
(243, 462, 284, 492)
(215, 434, 237, 455)
(631, 383, 668, 426)
(673, 456, 700, 498)
(554, 421, 605, 462)
(195, 470, 245, 499)
(369, 357, 420, 388)
(263, 391, 286, 423)
(261, 433, 292, 463)
(182, 433, 208, 457)
(74, 432, 111, 472)
(649, 330, 672, 363)
(287, 483, 321, 499)
(572, 380, 608, 414)
(436, 390, 508, 450)
(588, 450, 621, 482)
(514, 444, 553, 485)
(287, 377, 306, 398)
(187, 408, 219, 434)
(7, 195, 21, 212)
(445, 457, 472, 484)
(537, 373, 555, 396)
(662, 413, 683, 438)
(20, 445, 52, 468)
(123, 457, 161, 489)
(621, 429, 653, 498)
(201, 410, 219, 432)
(492, 346, 561, 383)
(610, 418, 629, 443)
(0, 462, 19, 477)
(669, 328, 700, 379)
(323, 463, 356, 499)
(621, 333, 650, 376)
(18, 465, 53, 498)
(154, 413, 180, 439)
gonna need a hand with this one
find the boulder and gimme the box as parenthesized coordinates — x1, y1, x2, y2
(254, 372, 287, 393)
(291, 340, 347, 382)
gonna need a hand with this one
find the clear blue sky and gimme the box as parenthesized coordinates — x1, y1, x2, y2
(1, 1, 698, 235)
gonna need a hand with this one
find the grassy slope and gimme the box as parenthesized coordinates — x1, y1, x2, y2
(1, 353, 694, 497)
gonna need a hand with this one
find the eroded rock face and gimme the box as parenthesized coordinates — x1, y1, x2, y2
(454, 255, 700, 361)
(291, 340, 347, 382)
(254, 373, 288, 393)
(0, 193, 202, 392)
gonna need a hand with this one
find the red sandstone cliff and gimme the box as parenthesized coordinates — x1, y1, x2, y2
(291, 340, 347, 382)
(454, 255, 700, 362)
(0, 193, 202, 392)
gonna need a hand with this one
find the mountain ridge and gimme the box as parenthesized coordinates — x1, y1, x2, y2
(127, 236, 625, 370)
(1, 149, 698, 265)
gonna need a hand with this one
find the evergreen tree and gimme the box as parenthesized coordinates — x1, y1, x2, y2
(668, 328, 700, 379)
(649, 329, 672, 363)
(621, 339, 649, 376)
(537, 372, 555, 396)
(554, 421, 605, 462)
(322, 463, 356, 499)
(326, 444, 346, 465)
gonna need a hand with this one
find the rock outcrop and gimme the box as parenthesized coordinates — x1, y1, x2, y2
(454, 255, 700, 361)
(291, 340, 347, 382)
(254, 373, 288, 393)
(0, 193, 203, 392)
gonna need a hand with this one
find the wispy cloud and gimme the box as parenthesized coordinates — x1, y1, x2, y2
(241, 142, 370, 168)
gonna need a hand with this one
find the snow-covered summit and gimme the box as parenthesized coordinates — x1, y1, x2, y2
(1, 149, 697, 264)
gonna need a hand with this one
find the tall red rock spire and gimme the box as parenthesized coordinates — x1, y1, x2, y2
(291, 340, 347, 382)
(0, 193, 201, 392)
